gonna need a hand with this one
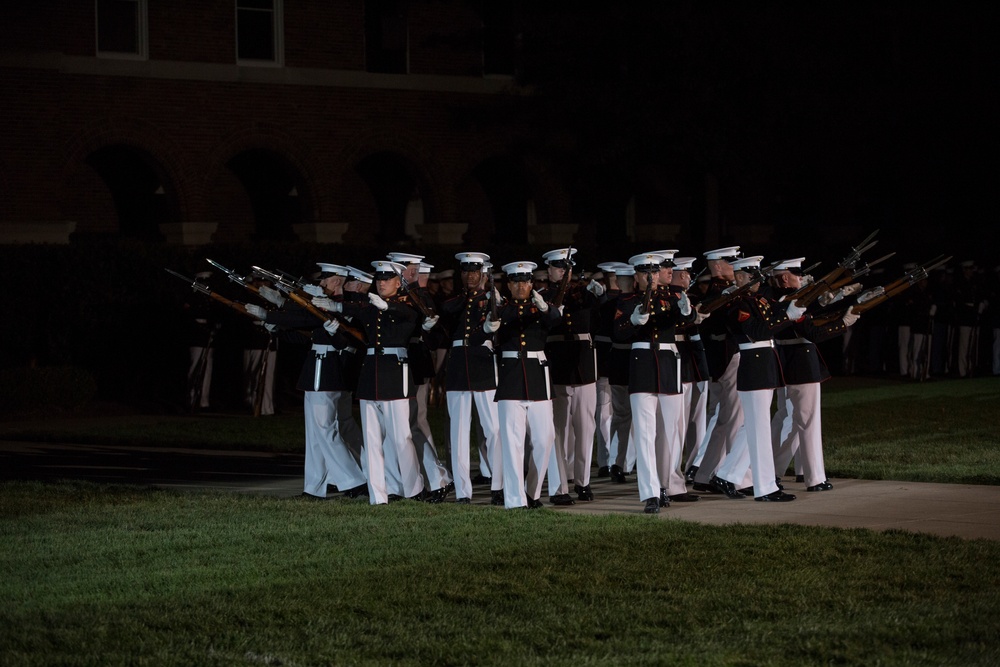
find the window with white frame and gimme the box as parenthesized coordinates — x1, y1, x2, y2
(96, 0, 147, 59)
(237, 0, 284, 65)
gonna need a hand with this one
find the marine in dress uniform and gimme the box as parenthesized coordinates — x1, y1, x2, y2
(245, 263, 367, 500)
(613, 252, 697, 514)
(713, 255, 801, 502)
(437, 252, 503, 504)
(484, 261, 562, 509)
(387, 253, 452, 502)
(689, 247, 748, 498)
(185, 271, 218, 410)
(769, 257, 859, 492)
(603, 264, 638, 483)
(540, 247, 605, 504)
(670, 257, 711, 479)
(315, 260, 425, 505)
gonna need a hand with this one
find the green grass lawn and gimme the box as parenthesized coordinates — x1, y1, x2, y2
(2, 376, 1000, 665)
(2, 482, 999, 667)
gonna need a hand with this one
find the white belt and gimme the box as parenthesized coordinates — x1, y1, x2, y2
(688, 334, 701, 341)
(738, 340, 775, 351)
(675, 334, 687, 342)
(368, 347, 409, 358)
(501, 350, 547, 360)
(312, 344, 356, 355)
(546, 333, 592, 343)
(452, 339, 468, 347)
(195, 318, 208, 325)
(709, 334, 727, 341)
(631, 342, 678, 352)
(776, 337, 810, 346)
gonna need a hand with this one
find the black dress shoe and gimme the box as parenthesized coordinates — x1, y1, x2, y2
(806, 480, 833, 492)
(471, 474, 492, 485)
(610, 465, 627, 484)
(668, 492, 700, 502)
(300, 492, 328, 501)
(445, 482, 455, 494)
(775, 477, 785, 490)
(643, 498, 660, 514)
(574, 484, 594, 501)
(685, 465, 699, 483)
(427, 487, 450, 503)
(527, 498, 544, 509)
(795, 475, 805, 483)
(710, 475, 746, 499)
(693, 482, 721, 494)
(343, 484, 368, 499)
(409, 492, 426, 501)
(387, 494, 404, 503)
(754, 490, 797, 502)
(326, 484, 340, 494)
(455, 498, 471, 505)
(658, 488, 671, 508)
(738, 487, 754, 496)
(597, 466, 610, 478)
(490, 490, 504, 506)
(550, 493, 576, 506)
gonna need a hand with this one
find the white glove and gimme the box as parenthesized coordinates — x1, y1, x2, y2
(586, 279, 605, 297)
(842, 307, 860, 327)
(311, 296, 341, 313)
(929, 304, 937, 317)
(678, 291, 692, 316)
(695, 311, 708, 325)
(557, 305, 565, 316)
(301, 284, 325, 297)
(264, 323, 278, 333)
(421, 315, 439, 331)
(483, 314, 500, 333)
(785, 302, 807, 321)
(630, 308, 650, 326)
(258, 285, 286, 307)
(323, 319, 340, 335)
(531, 290, 549, 312)
(245, 303, 268, 321)
(979, 300, 988, 315)
(368, 292, 388, 311)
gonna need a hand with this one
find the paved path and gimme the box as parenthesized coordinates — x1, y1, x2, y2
(3, 440, 999, 541)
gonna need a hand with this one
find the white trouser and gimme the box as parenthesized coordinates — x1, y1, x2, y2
(609, 385, 636, 471)
(771, 386, 792, 476)
(243, 348, 276, 415)
(360, 399, 423, 505)
(188, 346, 213, 408)
(898, 325, 912, 376)
(303, 391, 366, 497)
(629, 392, 685, 501)
(594, 377, 613, 468)
(719, 389, 779, 498)
(549, 382, 598, 494)
(910, 333, 929, 380)
(410, 382, 451, 491)
(499, 399, 555, 508)
(693, 353, 743, 485)
(334, 391, 364, 462)
(957, 325, 975, 377)
(772, 383, 825, 487)
(447, 390, 501, 499)
(683, 380, 709, 470)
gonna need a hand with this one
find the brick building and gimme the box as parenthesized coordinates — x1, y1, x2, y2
(0, 1, 738, 255)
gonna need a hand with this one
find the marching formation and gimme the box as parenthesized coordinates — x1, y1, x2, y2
(169, 234, 954, 512)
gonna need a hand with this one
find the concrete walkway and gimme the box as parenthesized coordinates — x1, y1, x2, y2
(3, 440, 999, 541)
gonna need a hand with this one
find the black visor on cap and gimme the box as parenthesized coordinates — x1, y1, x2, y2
(459, 262, 483, 272)
(373, 271, 398, 280)
(508, 273, 531, 282)
(318, 272, 336, 279)
(660, 260, 676, 268)
(547, 259, 571, 269)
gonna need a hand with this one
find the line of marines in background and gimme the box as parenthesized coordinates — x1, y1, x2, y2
(176, 238, 993, 513)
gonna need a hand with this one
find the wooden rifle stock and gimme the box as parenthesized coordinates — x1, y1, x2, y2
(285, 291, 367, 345)
(641, 273, 655, 314)
(488, 272, 499, 322)
(551, 264, 573, 309)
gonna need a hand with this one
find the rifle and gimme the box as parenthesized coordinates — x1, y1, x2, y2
(165, 268, 253, 318)
(812, 255, 951, 325)
(251, 265, 366, 344)
(251, 333, 273, 418)
(696, 261, 781, 315)
(487, 266, 499, 322)
(206, 258, 262, 296)
(640, 268, 656, 315)
(399, 271, 435, 319)
(825, 251, 896, 291)
(550, 246, 575, 309)
(788, 229, 880, 307)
